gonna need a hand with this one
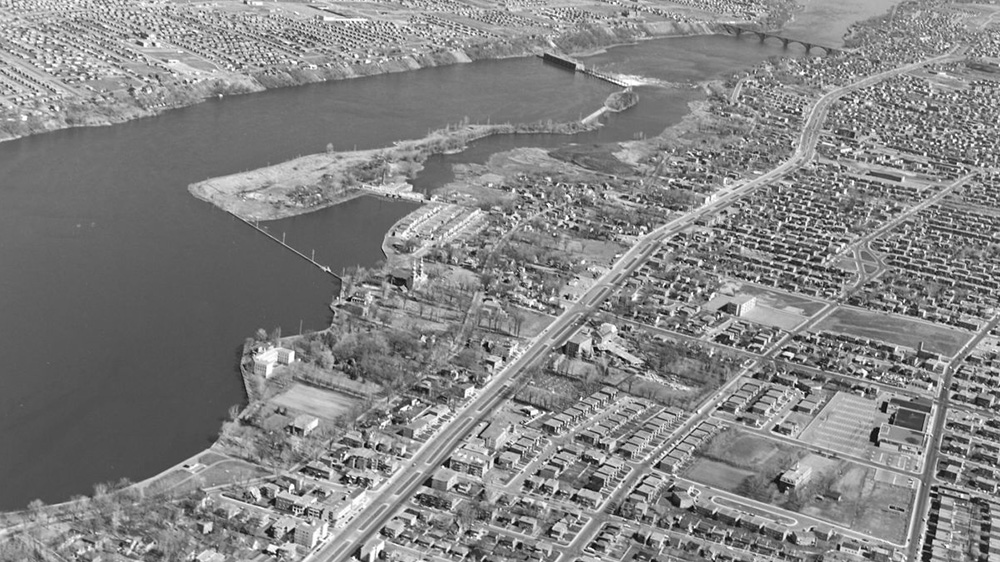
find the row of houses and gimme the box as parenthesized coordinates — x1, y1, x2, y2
(540, 386, 621, 435)
(616, 407, 683, 460)
(657, 419, 723, 473)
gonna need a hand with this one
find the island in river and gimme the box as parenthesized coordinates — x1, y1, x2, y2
(190, 117, 604, 221)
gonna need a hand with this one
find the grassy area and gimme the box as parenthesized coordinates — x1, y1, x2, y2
(700, 428, 794, 470)
(549, 143, 635, 176)
(741, 305, 807, 331)
(522, 370, 586, 411)
(685, 458, 753, 492)
(288, 363, 383, 399)
(196, 460, 271, 488)
(142, 469, 191, 496)
(567, 238, 627, 266)
(851, 479, 914, 544)
(270, 382, 361, 421)
(517, 307, 557, 339)
(198, 452, 229, 465)
(836, 257, 858, 272)
(799, 461, 913, 544)
(816, 306, 973, 356)
(626, 376, 706, 409)
(694, 431, 913, 541)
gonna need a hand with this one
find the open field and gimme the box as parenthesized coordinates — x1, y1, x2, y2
(741, 304, 808, 331)
(799, 464, 914, 545)
(798, 392, 881, 458)
(835, 257, 858, 272)
(198, 452, 229, 465)
(517, 307, 557, 339)
(142, 469, 191, 496)
(697, 438, 914, 543)
(690, 425, 914, 541)
(815, 307, 973, 356)
(549, 143, 635, 176)
(270, 382, 360, 421)
(195, 460, 271, 488)
(567, 238, 627, 266)
(627, 376, 705, 409)
(685, 458, 753, 492)
(700, 427, 797, 470)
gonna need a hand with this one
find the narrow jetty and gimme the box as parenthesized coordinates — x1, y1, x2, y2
(228, 211, 340, 279)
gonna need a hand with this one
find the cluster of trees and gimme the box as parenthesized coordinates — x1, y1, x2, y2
(643, 187, 700, 211)
(475, 304, 529, 337)
(637, 336, 737, 391)
(1, 478, 254, 562)
(490, 232, 579, 274)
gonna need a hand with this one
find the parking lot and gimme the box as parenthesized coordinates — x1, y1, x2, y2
(798, 392, 876, 457)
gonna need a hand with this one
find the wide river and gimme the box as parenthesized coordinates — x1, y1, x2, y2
(0, 1, 897, 510)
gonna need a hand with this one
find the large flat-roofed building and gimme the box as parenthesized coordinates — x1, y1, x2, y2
(893, 407, 929, 432)
(878, 423, 926, 452)
(889, 396, 932, 415)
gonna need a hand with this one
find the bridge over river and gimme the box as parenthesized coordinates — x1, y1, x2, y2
(720, 24, 840, 55)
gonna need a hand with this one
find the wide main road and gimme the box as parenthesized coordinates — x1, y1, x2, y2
(311, 50, 959, 562)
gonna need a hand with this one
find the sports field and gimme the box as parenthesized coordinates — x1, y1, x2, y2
(816, 307, 972, 357)
(271, 382, 359, 421)
(798, 392, 879, 458)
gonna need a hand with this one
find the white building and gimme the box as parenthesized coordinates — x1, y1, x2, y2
(294, 519, 329, 549)
(253, 345, 295, 378)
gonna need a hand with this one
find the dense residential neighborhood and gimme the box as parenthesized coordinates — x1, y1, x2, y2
(3, 1, 1000, 562)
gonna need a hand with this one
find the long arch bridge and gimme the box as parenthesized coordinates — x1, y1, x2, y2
(719, 24, 840, 55)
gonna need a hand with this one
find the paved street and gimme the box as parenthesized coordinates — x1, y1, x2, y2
(309, 49, 968, 562)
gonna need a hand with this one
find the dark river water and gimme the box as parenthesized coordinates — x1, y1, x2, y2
(0, 0, 900, 510)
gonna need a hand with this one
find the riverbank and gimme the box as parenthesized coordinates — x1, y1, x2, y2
(0, 21, 717, 146)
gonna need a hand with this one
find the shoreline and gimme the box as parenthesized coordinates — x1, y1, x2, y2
(0, 21, 719, 147)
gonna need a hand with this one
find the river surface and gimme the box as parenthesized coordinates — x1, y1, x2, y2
(783, 0, 901, 46)
(412, 34, 796, 193)
(0, 58, 611, 510)
(0, 1, 900, 511)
